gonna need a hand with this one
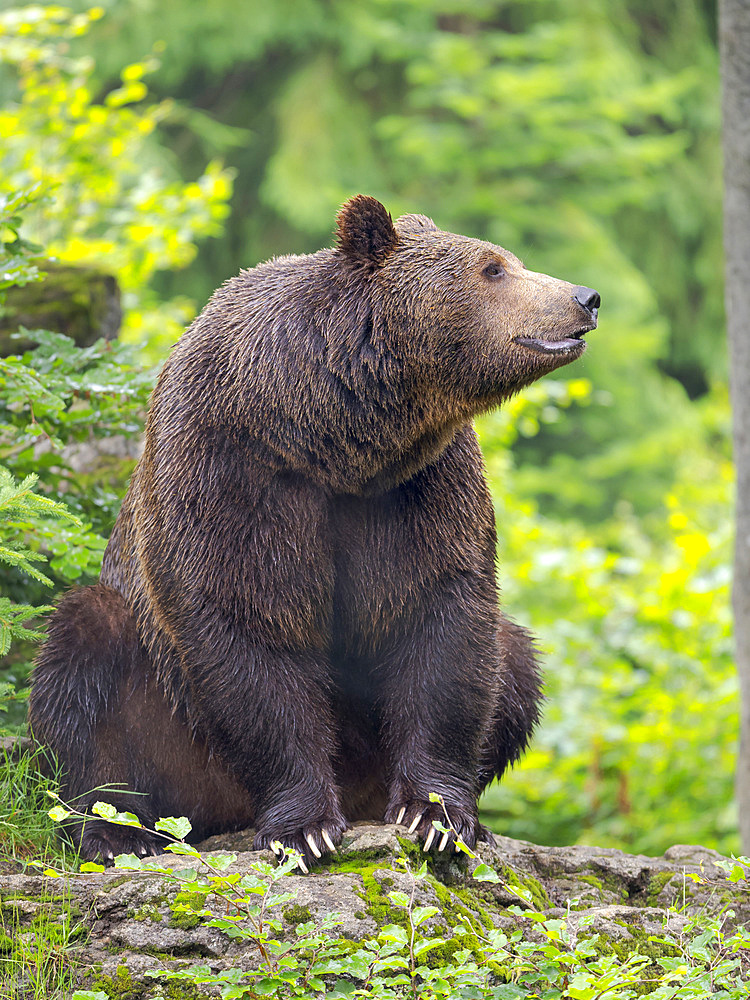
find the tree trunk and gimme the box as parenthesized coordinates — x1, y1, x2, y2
(719, 0, 750, 852)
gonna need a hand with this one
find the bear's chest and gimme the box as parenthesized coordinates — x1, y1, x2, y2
(329, 477, 483, 657)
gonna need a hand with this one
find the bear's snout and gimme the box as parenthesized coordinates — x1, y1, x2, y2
(572, 286, 601, 318)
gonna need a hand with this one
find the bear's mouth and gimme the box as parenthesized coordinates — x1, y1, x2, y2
(514, 324, 593, 356)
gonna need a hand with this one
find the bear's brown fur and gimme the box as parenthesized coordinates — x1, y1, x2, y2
(29, 196, 599, 865)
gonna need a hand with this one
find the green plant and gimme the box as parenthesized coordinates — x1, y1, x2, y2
(0, 748, 83, 998)
(0, 206, 150, 724)
(0, 188, 45, 299)
(0, 6, 233, 733)
(0, 742, 74, 867)
(0, 3, 234, 359)
(24, 798, 750, 998)
(0, 466, 83, 729)
(0, 327, 153, 533)
(0, 470, 66, 654)
(476, 394, 738, 856)
(0, 880, 84, 999)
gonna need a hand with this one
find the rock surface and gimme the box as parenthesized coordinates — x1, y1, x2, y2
(1, 823, 747, 996)
(0, 263, 121, 355)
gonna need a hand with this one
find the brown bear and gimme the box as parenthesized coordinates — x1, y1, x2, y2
(28, 196, 599, 866)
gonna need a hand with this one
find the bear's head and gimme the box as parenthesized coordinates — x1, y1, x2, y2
(335, 195, 599, 411)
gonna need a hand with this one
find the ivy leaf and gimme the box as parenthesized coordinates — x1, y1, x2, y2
(91, 801, 117, 820)
(472, 863, 501, 883)
(378, 924, 409, 945)
(388, 890, 411, 908)
(113, 853, 143, 870)
(91, 802, 142, 826)
(413, 936, 446, 957)
(411, 905, 439, 926)
(155, 815, 192, 840)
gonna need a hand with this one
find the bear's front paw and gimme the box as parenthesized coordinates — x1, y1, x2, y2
(385, 799, 480, 853)
(254, 814, 349, 872)
(78, 821, 162, 865)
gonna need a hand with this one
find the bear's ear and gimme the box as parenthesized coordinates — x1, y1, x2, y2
(395, 213, 439, 236)
(335, 195, 398, 266)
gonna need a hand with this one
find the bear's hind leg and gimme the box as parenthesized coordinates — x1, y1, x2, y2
(68, 670, 255, 862)
(28, 584, 164, 859)
(28, 584, 253, 861)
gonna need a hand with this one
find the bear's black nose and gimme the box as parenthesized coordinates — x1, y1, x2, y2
(573, 286, 601, 312)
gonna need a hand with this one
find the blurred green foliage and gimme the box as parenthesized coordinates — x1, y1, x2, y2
(0, 4, 234, 359)
(74, 0, 722, 519)
(478, 391, 735, 853)
(0, 3, 734, 855)
(0, 6, 233, 725)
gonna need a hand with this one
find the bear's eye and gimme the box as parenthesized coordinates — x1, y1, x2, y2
(483, 262, 505, 279)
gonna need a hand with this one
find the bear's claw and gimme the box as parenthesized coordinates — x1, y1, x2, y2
(255, 816, 347, 870)
(79, 822, 162, 865)
(387, 798, 480, 854)
(305, 832, 322, 859)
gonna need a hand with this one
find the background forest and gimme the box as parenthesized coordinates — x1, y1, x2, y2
(0, 0, 732, 858)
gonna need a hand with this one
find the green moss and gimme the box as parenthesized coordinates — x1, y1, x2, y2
(577, 865, 629, 903)
(139, 947, 183, 961)
(429, 878, 493, 932)
(93, 963, 204, 999)
(566, 873, 613, 909)
(494, 864, 552, 910)
(576, 874, 603, 890)
(282, 904, 312, 925)
(322, 853, 412, 928)
(168, 911, 200, 931)
(168, 889, 207, 930)
(450, 886, 495, 930)
(127, 903, 163, 923)
(396, 837, 423, 864)
(98, 875, 131, 892)
(646, 871, 675, 907)
(325, 857, 365, 874)
(325, 845, 393, 871)
(354, 864, 410, 928)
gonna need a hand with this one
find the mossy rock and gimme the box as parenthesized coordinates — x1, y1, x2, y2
(93, 963, 204, 999)
(0, 262, 121, 355)
(3, 823, 750, 996)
